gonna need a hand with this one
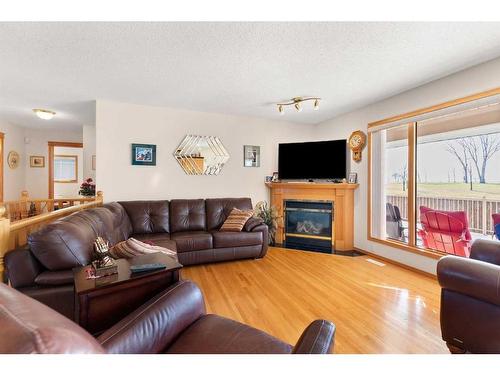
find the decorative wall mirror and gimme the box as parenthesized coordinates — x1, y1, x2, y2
(174, 135, 229, 175)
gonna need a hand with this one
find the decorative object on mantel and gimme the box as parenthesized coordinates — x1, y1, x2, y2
(7, 151, 20, 169)
(92, 236, 117, 277)
(30, 155, 45, 168)
(243, 145, 260, 167)
(173, 135, 229, 175)
(276, 97, 321, 115)
(132, 143, 156, 166)
(265, 175, 273, 182)
(254, 201, 279, 245)
(79, 178, 96, 197)
(271, 172, 279, 182)
(348, 130, 367, 162)
(348, 172, 358, 184)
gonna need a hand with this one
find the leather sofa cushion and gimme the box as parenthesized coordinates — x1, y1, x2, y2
(133, 233, 177, 252)
(206, 198, 253, 231)
(170, 199, 206, 233)
(119, 201, 170, 234)
(29, 213, 97, 271)
(0, 283, 103, 353)
(166, 314, 292, 354)
(212, 231, 262, 249)
(35, 270, 74, 286)
(103, 202, 133, 243)
(170, 231, 213, 253)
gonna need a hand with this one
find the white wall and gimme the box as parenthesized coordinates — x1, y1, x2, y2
(83, 125, 96, 181)
(53, 146, 84, 198)
(24, 128, 83, 198)
(0, 120, 26, 201)
(96, 100, 314, 202)
(313, 56, 500, 274)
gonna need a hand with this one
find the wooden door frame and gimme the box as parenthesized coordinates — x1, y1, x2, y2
(48, 141, 83, 199)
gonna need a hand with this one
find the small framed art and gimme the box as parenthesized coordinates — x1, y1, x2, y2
(348, 172, 358, 184)
(243, 145, 260, 167)
(30, 155, 45, 168)
(132, 144, 156, 166)
(271, 172, 279, 182)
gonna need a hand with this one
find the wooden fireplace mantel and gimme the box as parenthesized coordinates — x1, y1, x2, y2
(265, 182, 358, 252)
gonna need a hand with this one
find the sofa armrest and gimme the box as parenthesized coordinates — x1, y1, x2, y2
(437, 256, 500, 306)
(98, 280, 206, 354)
(250, 223, 269, 258)
(292, 320, 336, 354)
(470, 239, 500, 266)
(4, 246, 43, 287)
(244, 217, 264, 232)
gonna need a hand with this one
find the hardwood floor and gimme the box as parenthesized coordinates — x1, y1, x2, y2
(181, 247, 448, 354)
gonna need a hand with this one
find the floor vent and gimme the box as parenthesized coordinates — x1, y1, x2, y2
(366, 258, 386, 267)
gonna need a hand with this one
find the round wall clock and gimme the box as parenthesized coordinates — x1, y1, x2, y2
(348, 130, 367, 162)
(7, 151, 20, 169)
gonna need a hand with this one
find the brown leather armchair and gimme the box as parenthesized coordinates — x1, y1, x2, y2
(437, 239, 500, 353)
(0, 279, 335, 354)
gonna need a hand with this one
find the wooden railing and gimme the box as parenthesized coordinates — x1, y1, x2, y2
(1, 191, 99, 222)
(386, 195, 500, 235)
(0, 191, 104, 281)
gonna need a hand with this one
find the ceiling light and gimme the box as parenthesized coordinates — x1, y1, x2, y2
(276, 97, 321, 115)
(33, 109, 56, 120)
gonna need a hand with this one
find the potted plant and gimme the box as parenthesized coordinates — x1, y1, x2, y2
(79, 178, 96, 197)
(254, 201, 279, 245)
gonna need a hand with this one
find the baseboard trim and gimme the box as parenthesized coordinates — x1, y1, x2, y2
(354, 247, 437, 280)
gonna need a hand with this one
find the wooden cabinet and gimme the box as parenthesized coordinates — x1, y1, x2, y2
(266, 182, 358, 252)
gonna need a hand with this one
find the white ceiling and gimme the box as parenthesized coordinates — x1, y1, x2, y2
(2, 22, 500, 130)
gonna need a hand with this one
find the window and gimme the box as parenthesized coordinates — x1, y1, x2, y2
(369, 89, 500, 258)
(54, 155, 78, 183)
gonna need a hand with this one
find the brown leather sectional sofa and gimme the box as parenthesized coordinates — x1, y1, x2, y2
(0, 279, 336, 354)
(437, 239, 500, 353)
(4, 198, 268, 319)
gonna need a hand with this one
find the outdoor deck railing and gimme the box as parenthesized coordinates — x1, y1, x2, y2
(386, 194, 500, 235)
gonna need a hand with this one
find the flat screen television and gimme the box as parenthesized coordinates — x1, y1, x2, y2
(278, 139, 347, 180)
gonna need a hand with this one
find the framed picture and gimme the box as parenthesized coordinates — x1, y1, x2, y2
(271, 172, 279, 182)
(30, 155, 45, 168)
(265, 175, 273, 182)
(91, 155, 96, 170)
(243, 145, 260, 167)
(132, 143, 156, 166)
(348, 172, 358, 184)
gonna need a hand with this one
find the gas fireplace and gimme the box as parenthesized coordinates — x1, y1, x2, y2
(284, 200, 333, 253)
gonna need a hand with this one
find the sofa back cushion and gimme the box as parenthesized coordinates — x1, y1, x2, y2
(119, 201, 170, 234)
(170, 199, 206, 233)
(28, 204, 132, 272)
(206, 198, 253, 231)
(29, 212, 100, 271)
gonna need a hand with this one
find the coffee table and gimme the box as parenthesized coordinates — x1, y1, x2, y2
(73, 252, 182, 335)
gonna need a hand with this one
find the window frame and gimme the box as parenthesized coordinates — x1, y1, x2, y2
(367, 87, 500, 259)
(53, 154, 78, 183)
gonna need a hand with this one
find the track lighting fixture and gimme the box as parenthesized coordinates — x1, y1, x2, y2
(276, 97, 321, 115)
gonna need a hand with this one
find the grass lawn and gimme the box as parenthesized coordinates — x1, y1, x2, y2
(386, 182, 500, 199)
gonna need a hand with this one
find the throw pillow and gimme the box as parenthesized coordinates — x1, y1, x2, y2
(220, 208, 254, 232)
(109, 237, 177, 259)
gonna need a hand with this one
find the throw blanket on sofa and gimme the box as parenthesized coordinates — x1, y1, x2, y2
(110, 237, 177, 260)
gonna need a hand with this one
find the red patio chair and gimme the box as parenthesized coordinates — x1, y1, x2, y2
(418, 206, 472, 257)
(492, 213, 500, 240)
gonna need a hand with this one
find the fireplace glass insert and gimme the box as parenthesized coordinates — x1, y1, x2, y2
(284, 200, 333, 253)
